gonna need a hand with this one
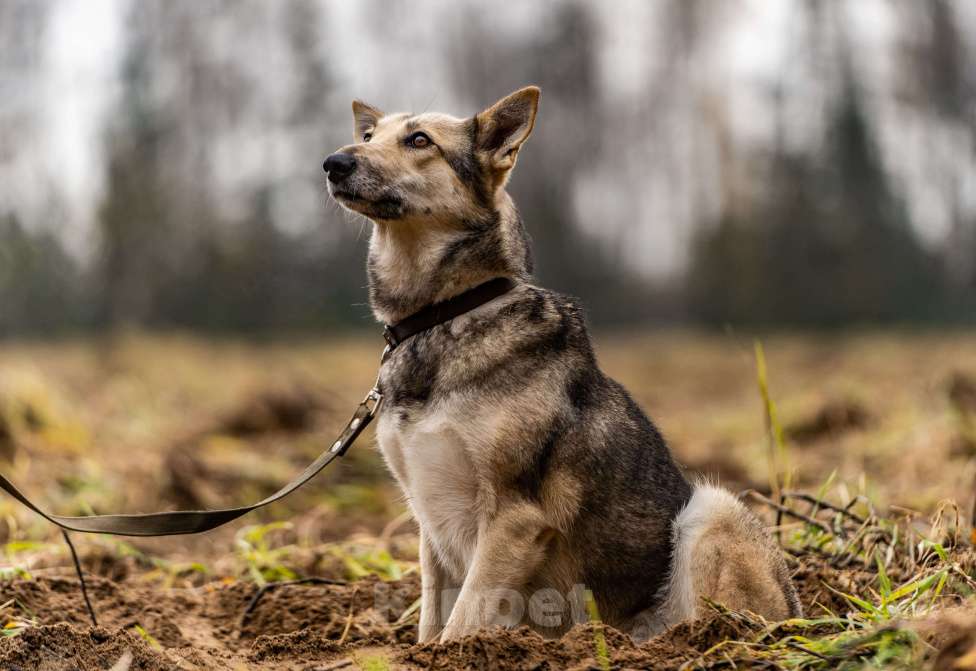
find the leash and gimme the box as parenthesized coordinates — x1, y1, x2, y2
(0, 276, 517, 625)
(0, 387, 382, 537)
(0, 381, 382, 627)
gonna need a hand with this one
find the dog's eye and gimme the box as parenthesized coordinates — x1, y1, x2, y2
(406, 132, 431, 149)
(363, 132, 372, 143)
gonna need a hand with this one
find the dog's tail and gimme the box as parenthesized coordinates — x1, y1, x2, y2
(655, 483, 802, 629)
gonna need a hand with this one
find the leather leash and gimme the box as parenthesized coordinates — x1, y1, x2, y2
(0, 276, 517, 624)
(0, 388, 382, 537)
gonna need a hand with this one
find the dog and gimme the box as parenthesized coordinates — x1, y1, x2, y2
(323, 86, 801, 643)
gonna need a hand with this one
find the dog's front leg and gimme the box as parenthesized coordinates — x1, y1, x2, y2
(418, 527, 455, 642)
(440, 502, 551, 642)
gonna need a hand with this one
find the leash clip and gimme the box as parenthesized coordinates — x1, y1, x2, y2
(362, 387, 383, 417)
(330, 386, 383, 455)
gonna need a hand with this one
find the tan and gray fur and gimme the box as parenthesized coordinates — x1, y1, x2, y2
(323, 86, 801, 643)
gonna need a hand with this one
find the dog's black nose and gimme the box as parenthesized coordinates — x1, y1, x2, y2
(323, 153, 357, 183)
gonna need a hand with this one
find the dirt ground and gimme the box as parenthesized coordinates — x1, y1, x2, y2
(2, 332, 976, 669)
(4, 548, 976, 670)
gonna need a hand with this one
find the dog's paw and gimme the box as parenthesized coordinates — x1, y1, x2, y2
(439, 607, 482, 642)
(438, 623, 471, 643)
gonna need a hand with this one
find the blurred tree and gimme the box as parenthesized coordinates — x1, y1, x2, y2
(96, 19, 168, 327)
(0, 213, 86, 336)
(0, 0, 49, 215)
(689, 15, 942, 326)
(444, 2, 659, 323)
(96, 1, 227, 328)
(0, 0, 88, 336)
(94, 0, 368, 334)
(272, 0, 373, 331)
(893, 0, 976, 317)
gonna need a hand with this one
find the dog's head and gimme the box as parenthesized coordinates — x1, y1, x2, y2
(324, 86, 540, 225)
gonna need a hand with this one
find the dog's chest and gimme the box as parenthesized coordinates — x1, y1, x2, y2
(375, 400, 493, 579)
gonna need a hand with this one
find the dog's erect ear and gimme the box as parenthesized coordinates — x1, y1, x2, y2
(474, 86, 540, 171)
(352, 100, 383, 141)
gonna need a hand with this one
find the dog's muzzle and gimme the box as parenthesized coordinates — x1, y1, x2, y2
(323, 152, 357, 183)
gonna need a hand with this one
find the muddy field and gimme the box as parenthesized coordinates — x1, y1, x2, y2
(2, 332, 976, 669)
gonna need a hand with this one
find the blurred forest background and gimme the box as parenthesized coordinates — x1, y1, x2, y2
(1, 0, 975, 337)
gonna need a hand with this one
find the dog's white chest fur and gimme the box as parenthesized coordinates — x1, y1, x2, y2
(376, 404, 489, 581)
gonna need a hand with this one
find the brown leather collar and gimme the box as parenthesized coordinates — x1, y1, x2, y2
(383, 277, 518, 350)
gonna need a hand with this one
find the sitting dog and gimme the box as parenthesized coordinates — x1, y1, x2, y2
(323, 86, 801, 643)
